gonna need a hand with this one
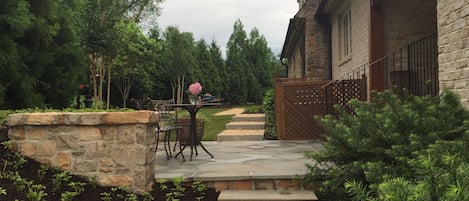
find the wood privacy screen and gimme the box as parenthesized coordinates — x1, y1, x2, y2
(274, 78, 365, 140)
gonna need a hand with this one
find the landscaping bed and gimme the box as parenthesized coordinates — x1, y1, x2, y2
(0, 126, 220, 201)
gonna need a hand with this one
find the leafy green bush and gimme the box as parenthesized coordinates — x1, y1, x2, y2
(302, 90, 469, 200)
(262, 89, 276, 139)
(243, 105, 263, 114)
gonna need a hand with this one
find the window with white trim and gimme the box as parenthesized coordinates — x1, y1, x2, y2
(339, 10, 352, 59)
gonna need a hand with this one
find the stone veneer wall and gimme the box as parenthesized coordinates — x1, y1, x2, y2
(7, 111, 158, 193)
(437, 0, 469, 109)
(304, 0, 330, 80)
(287, 0, 330, 80)
(330, 0, 370, 80)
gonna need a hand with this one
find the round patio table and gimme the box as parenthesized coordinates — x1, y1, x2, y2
(171, 103, 221, 161)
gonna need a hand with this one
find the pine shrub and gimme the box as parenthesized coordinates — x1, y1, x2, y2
(302, 90, 469, 200)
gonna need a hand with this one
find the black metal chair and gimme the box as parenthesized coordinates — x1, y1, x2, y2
(153, 99, 182, 160)
(130, 97, 152, 110)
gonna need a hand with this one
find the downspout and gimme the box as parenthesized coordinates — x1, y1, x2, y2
(301, 29, 306, 78)
(326, 21, 332, 80)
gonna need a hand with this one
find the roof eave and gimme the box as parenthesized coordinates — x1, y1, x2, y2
(280, 17, 305, 58)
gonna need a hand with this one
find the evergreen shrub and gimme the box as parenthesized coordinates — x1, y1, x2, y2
(302, 90, 469, 200)
(262, 89, 277, 139)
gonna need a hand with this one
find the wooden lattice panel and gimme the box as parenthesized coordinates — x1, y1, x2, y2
(274, 78, 365, 140)
(285, 84, 326, 139)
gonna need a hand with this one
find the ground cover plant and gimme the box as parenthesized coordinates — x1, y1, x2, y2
(302, 90, 469, 201)
(242, 105, 263, 114)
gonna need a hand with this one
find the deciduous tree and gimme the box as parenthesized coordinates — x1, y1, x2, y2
(112, 21, 160, 108)
(161, 26, 195, 103)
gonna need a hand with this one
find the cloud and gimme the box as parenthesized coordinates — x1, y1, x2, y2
(157, 0, 298, 56)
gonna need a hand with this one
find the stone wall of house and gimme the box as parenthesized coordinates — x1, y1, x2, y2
(287, 0, 330, 80)
(287, 43, 304, 79)
(304, 0, 330, 80)
(7, 111, 158, 193)
(330, 0, 370, 80)
(437, 0, 469, 109)
(383, 0, 437, 55)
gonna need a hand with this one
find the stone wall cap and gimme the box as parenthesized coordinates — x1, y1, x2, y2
(8, 111, 158, 126)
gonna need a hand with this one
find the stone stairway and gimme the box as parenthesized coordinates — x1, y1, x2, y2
(211, 109, 318, 200)
(218, 190, 318, 201)
(217, 113, 265, 141)
(214, 176, 318, 201)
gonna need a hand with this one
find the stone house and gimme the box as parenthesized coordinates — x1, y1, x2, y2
(281, 0, 468, 108)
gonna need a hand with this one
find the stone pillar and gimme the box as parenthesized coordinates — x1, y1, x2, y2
(437, 0, 469, 109)
(7, 111, 158, 194)
(304, 0, 330, 80)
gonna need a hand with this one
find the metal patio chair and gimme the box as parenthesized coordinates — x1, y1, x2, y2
(153, 99, 182, 160)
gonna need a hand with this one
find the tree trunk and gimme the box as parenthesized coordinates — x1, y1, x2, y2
(98, 57, 104, 109)
(106, 58, 111, 110)
(175, 73, 185, 104)
(171, 78, 176, 101)
(176, 75, 182, 104)
(90, 53, 98, 105)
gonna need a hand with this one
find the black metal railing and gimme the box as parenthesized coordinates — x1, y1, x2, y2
(323, 65, 367, 115)
(370, 33, 439, 97)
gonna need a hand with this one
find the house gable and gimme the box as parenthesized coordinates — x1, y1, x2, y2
(281, 0, 330, 80)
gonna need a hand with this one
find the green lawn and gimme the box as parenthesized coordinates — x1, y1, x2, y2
(177, 108, 236, 141)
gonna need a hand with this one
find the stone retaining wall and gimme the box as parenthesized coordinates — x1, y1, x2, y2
(7, 111, 158, 193)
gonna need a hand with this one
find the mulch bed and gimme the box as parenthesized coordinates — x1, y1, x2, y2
(0, 126, 220, 201)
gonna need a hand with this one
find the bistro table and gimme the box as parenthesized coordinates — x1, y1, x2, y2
(171, 102, 222, 161)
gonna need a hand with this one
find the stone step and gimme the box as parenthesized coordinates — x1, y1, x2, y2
(218, 190, 318, 201)
(226, 121, 265, 130)
(217, 129, 264, 141)
(232, 114, 265, 122)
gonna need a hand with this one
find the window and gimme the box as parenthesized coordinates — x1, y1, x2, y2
(339, 10, 352, 59)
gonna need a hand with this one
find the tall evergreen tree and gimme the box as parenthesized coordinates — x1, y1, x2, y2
(0, 0, 32, 108)
(208, 40, 225, 98)
(193, 39, 221, 97)
(224, 19, 277, 104)
(246, 28, 276, 104)
(146, 26, 171, 100)
(0, 0, 85, 109)
(225, 19, 249, 104)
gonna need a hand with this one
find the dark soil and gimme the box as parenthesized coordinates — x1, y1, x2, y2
(0, 126, 220, 201)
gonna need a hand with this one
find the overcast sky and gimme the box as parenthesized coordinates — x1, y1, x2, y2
(156, 0, 299, 57)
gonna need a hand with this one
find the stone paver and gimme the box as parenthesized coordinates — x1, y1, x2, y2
(154, 140, 323, 182)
